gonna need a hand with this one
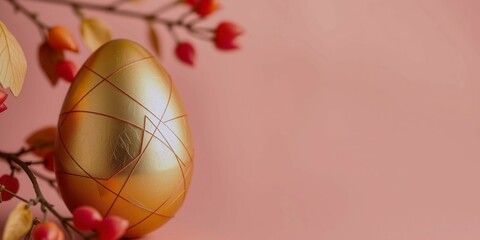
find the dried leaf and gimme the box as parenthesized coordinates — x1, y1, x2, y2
(26, 126, 56, 157)
(80, 18, 112, 51)
(0, 21, 27, 96)
(38, 42, 65, 86)
(2, 202, 33, 240)
(148, 22, 161, 57)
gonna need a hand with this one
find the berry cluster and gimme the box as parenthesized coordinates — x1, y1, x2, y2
(31, 206, 128, 240)
(175, 0, 244, 66)
(41, 26, 79, 83)
(73, 206, 129, 240)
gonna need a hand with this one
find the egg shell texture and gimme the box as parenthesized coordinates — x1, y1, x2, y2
(54, 39, 194, 237)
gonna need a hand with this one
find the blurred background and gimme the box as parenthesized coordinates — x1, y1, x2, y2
(1, 0, 480, 239)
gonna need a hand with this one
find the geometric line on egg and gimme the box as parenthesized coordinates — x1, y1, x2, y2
(148, 124, 189, 208)
(163, 121, 193, 164)
(55, 172, 173, 219)
(127, 165, 192, 229)
(59, 56, 154, 128)
(156, 125, 189, 192)
(60, 75, 191, 178)
(58, 110, 162, 180)
(79, 62, 180, 219)
(146, 118, 187, 167)
(163, 113, 188, 123)
(83, 59, 172, 123)
(57, 110, 187, 219)
(98, 66, 175, 217)
(57, 128, 173, 219)
(104, 114, 162, 216)
(56, 52, 192, 228)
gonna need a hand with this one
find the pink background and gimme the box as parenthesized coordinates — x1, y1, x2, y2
(2, 0, 480, 239)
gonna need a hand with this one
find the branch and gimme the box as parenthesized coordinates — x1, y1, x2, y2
(6, 0, 49, 37)
(0, 150, 90, 238)
(17, 0, 214, 42)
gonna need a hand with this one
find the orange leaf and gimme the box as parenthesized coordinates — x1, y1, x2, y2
(2, 202, 33, 240)
(38, 42, 65, 86)
(26, 126, 56, 157)
(148, 22, 161, 57)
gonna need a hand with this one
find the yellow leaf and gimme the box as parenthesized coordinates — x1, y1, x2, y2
(148, 22, 161, 57)
(2, 202, 33, 240)
(80, 18, 112, 51)
(0, 21, 27, 96)
(26, 126, 56, 157)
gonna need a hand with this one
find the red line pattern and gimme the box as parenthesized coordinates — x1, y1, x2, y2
(57, 55, 193, 228)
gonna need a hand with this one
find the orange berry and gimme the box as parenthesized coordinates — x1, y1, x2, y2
(47, 26, 79, 52)
(195, 0, 219, 17)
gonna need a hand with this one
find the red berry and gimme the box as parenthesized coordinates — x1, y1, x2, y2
(175, 42, 195, 66)
(195, 0, 219, 17)
(47, 26, 79, 52)
(96, 216, 129, 240)
(0, 89, 8, 113)
(56, 60, 77, 82)
(214, 21, 244, 50)
(73, 206, 103, 231)
(43, 152, 55, 172)
(32, 221, 64, 240)
(0, 175, 19, 201)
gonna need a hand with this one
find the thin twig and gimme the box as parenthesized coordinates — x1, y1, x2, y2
(5, 0, 49, 37)
(21, 0, 214, 41)
(0, 151, 90, 238)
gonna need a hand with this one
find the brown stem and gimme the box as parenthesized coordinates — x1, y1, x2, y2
(22, 0, 214, 41)
(6, 0, 49, 38)
(15, 141, 54, 157)
(0, 187, 30, 203)
(152, 0, 181, 15)
(27, 0, 173, 24)
(0, 151, 89, 238)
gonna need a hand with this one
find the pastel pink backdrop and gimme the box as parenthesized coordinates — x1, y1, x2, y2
(1, 0, 480, 239)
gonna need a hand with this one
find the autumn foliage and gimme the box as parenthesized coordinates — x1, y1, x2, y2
(0, 0, 243, 239)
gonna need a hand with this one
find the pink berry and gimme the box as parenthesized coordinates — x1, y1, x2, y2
(56, 59, 77, 82)
(32, 221, 64, 240)
(73, 206, 103, 230)
(96, 216, 129, 240)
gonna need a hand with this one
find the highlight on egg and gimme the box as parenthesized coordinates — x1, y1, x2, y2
(54, 39, 194, 237)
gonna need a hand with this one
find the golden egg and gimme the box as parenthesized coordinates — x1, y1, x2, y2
(54, 39, 194, 237)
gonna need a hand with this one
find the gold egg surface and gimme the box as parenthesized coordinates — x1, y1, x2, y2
(54, 39, 194, 237)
